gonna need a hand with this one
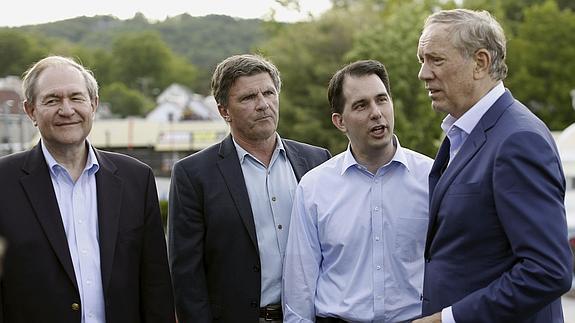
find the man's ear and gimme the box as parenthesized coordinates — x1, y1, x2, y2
(91, 96, 99, 119)
(23, 100, 37, 126)
(332, 113, 346, 133)
(473, 49, 491, 80)
(218, 104, 230, 122)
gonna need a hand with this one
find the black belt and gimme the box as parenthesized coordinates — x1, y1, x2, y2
(260, 304, 282, 321)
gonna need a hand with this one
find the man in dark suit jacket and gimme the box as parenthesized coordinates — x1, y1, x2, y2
(168, 54, 331, 323)
(0, 56, 175, 323)
(414, 9, 573, 323)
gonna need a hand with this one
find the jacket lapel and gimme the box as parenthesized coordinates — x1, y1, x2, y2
(426, 90, 515, 248)
(20, 144, 78, 290)
(283, 140, 308, 181)
(216, 135, 259, 249)
(94, 149, 123, 295)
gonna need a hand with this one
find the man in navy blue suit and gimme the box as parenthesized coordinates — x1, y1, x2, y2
(414, 9, 573, 323)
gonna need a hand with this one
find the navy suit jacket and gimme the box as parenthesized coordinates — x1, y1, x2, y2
(168, 134, 331, 323)
(422, 90, 573, 322)
(0, 143, 175, 323)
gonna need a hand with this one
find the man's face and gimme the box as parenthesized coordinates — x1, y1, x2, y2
(332, 73, 395, 159)
(219, 72, 279, 143)
(24, 65, 97, 151)
(417, 23, 477, 118)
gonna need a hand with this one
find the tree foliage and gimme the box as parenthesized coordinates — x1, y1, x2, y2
(0, 0, 573, 143)
(506, 0, 575, 130)
(100, 82, 155, 117)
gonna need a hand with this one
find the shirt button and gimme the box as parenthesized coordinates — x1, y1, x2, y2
(71, 303, 80, 311)
(271, 196, 277, 202)
(376, 266, 381, 270)
(374, 207, 379, 211)
(375, 236, 380, 241)
(277, 224, 283, 230)
(78, 219, 83, 224)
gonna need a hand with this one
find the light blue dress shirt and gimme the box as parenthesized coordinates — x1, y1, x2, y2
(283, 137, 433, 322)
(42, 141, 105, 323)
(438, 83, 506, 323)
(441, 82, 505, 164)
(234, 134, 298, 306)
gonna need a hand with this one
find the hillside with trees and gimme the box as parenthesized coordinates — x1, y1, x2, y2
(1, 0, 573, 157)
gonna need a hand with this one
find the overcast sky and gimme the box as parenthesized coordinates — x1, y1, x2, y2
(1, 0, 332, 27)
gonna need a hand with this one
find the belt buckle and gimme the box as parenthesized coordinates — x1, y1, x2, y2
(264, 305, 280, 321)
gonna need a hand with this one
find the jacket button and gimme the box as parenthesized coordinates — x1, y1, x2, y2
(253, 265, 260, 272)
(251, 301, 258, 308)
(425, 258, 431, 263)
(71, 303, 80, 311)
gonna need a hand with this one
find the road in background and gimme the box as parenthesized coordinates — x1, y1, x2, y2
(565, 294, 575, 323)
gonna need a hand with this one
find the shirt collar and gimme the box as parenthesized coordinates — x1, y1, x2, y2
(41, 139, 100, 177)
(441, 81, 505, 136)
(340, 135, 410, 175)
(233, 133, 284, 164)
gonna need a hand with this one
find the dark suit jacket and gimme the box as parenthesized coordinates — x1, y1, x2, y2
(422, 90, 573, 322)
(0, 143, 175, 323)
(168, 135, 331, 323)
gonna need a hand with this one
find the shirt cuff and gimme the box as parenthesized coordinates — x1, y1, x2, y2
(441, 306, 456, 323)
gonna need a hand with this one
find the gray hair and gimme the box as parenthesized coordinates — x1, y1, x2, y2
(211, 54, 281, 106)
(423, 8, 508, 81)
(22, 55, 99, 105)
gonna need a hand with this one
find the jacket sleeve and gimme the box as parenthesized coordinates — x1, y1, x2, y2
(452, 131, 573, 322)
(168, 161, 212, 323)
(141, 167, 176, 323)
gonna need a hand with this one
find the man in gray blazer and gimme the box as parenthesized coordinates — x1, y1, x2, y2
(168, 54, 331, 323)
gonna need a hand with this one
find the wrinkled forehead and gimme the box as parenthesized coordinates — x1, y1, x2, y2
(418, 24, 454, 53)
(33, 66, 90, 103)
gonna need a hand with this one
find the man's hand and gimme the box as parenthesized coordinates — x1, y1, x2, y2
(413, 312, 441, 323)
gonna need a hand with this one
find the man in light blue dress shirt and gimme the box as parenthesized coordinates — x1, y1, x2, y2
(283, 60, 433, 323)
(169, 54, 331, 323)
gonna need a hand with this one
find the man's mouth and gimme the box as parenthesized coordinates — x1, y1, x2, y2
(370, 124, 387, 135)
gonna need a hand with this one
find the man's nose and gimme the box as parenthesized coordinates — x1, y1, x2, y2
(418, 63, 432, 81)
(58, 99, 75, 115)
(255, 93, 269, 110)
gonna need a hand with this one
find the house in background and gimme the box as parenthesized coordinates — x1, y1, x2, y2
(146, 83, 221, 122)
(0, 76, 37, 156)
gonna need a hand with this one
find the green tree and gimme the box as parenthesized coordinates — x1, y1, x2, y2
(0, 30, 44, 77)
(100, 82, 155, 117)
(110, 31, 189, 96)
(506, 0, 575, 130)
